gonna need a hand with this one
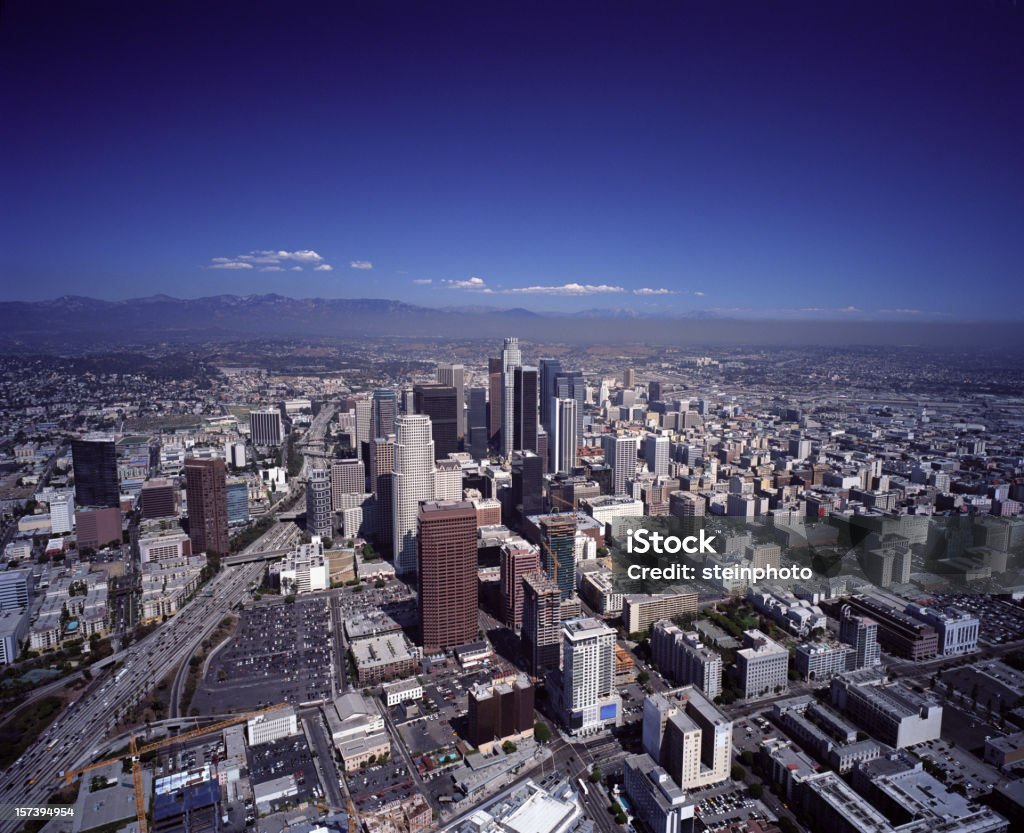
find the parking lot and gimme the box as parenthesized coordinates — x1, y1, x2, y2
(195, 597, 336, 710)
(347, 758, 417, 815)
(390, 668, 499, 749)
(695, 786, 777, 832)
(247, 734, 321, 813)
(908, 736, 1003, 800)
(335, 581, 416, 627)
(928, 594, 1024, 645)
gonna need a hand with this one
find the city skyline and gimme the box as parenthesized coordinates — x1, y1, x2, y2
(2, 1, 1022, 317)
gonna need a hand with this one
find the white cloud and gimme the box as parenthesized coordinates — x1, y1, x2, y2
(506, 282, 625, 296)
(799, 306, 862, 314)
(693, 291, 706, 297)
(291, 266, 303, 271)
(444, 276, 491, 292)
(633, 287, 675, 296)
(208, 249, 324, 270)
(314, 264, 333, 272)
(412, 278, 433, 285)
(209, 261, 254, 270)
(350, 260, 373, 270)
(260, 266, 284, 272)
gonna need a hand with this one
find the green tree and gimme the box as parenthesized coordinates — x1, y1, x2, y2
(534, 722, 551, 743)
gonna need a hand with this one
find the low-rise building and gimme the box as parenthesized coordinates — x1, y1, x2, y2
(350, 632, 419, 685)
(830, 669, 942, 748)
(247, 705, 299, 746)
(382, 677, 423, 707)
(985, 731, 1024, 770)
(795, 641, 856, 682)
(622, 593, 699, 635)
(276, 536, 329, 595)
(0, 607, 29, 665)
(467, 673, 535, 751)
(736, 629, 789, 699)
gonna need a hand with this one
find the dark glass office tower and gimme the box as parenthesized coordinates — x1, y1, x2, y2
(467, 386, 488, 460)
(539, 358, 561, 441)
(511, 450, 545, 521)
(413, 383, 458, 460)
(488, 357, 502, 448)
(72, 437, 120, 508)
(371, 388, 397, 439)
(513, 366, 539, 453)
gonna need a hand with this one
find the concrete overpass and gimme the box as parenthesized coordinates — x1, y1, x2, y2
(222, 547, 292, 566)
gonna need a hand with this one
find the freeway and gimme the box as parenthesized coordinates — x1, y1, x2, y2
(0, 559, 264, 833)
(295, 402, 337, 478)
(0, 506, 305, 833)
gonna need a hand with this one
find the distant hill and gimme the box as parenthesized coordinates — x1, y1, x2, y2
(0, 294, 1015, 352)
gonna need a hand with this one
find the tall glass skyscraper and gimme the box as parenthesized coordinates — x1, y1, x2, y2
(392, 414, 435, 575)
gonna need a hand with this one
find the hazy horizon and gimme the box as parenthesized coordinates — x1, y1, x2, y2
(2, 1, 1022, 317)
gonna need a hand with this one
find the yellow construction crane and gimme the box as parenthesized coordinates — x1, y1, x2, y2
(130, 736, 147, 833)
(63, 704, 290, 832)
(347, 796, 359, 833)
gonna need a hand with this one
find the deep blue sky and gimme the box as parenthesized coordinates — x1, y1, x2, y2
(1, 1, 1021, 318)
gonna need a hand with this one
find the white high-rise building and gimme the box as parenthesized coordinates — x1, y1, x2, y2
(643, 434, 670, 478)
(432, 459, 462, 502)
(603, 433, 638, 496)
(250, 409, 284, 447)
(642, 688, 732, 789)
(839, 605, 881, 670)
(552, 398, 579, 475)
(49, 493, 74, 535)
(437, 363, 466, 440)
(500, 337, 522, 458)
(225, 440, 247, 469)
(392, 414, 435, 575)
(562, 617, 622, 735)
(355, 399, 373, 447)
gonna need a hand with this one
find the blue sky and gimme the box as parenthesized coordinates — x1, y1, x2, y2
(1, 1, 1021, 318)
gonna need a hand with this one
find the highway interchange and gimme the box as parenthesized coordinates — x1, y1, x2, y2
(0, 551, 268, 833)
(0, 407, 339, 833)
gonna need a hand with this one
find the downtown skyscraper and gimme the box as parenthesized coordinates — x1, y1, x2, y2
(513, 365, 539, 454)
(500, 337, 521, 458)
(552, 397, 579, 475)
(436, 363, 465, 441)
(414, 383, 459, 460)
(603, 433, 638, 496)
(418, 500, 478, 651)
(392, 414, 435, 575)
(305, 468, 333, 539)
(371, 388, 398, 440)
(71, 436, 120, 508)
(184, 457, 229, 556)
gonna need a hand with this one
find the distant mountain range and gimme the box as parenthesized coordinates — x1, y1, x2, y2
(0, 294, 1015, 352)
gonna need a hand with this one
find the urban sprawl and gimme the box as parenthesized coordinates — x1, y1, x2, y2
(2, 337, 1024, 833)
